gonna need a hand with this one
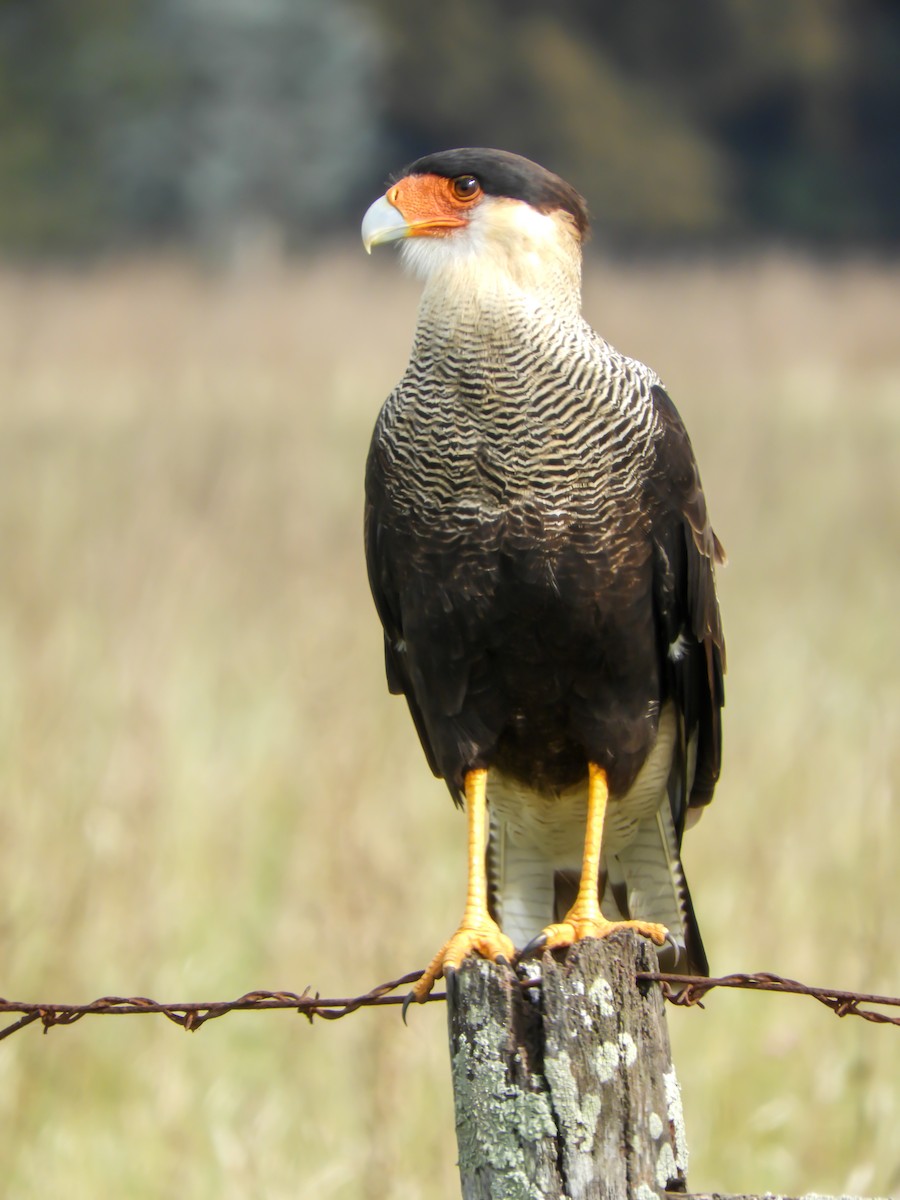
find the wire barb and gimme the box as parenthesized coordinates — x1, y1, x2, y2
(2, 967, 899, 1043)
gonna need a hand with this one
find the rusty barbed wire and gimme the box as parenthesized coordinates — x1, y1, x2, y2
(638, 970, 900, 1028)
(2, 967, 898, 1043)
(0, 971, 444, 1043)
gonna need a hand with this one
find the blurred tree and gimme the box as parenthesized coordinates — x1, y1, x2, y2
(0, 0, 116, 252)
(0, 0, 897, 252)
(111, 0, 384, 259)
(0, 0, 384, 257)
(365, 0, 730, 240)
(574, 0, 900, 239)
(365, 0, 900, 245)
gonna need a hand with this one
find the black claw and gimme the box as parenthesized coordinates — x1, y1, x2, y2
(401, 991, 416, 1025)
(521, 933, 548, 960)
(661, 930, 684, 969)
(496, 954, 510, 967)
(443, 964, 458, 1003)
(663, 931, 679, 955)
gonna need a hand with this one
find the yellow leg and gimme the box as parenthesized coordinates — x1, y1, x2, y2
(531, 763, 668, 952)
(411, 768, 515, 1002)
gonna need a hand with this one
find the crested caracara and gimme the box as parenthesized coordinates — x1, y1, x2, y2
(362, 148, 725, 1001)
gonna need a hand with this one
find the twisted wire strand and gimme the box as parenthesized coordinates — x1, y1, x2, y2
(2, 968, 898, 1042)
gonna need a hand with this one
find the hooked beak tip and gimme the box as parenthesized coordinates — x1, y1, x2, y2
(361, 193, 410, 255)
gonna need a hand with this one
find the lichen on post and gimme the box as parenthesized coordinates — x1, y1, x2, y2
(445, 932, 688, 1200)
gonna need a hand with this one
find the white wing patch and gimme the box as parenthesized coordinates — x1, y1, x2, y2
(667, 631, 689, 662)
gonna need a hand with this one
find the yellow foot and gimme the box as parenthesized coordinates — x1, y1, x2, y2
(411, 918, 515, 1003)
(524, 915, 668, 957)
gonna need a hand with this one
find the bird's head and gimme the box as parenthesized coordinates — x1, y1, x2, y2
(362, 148, 589, 304)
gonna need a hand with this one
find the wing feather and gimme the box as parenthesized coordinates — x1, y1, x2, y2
(364, 446, 445, 783)
(647, 384, 725, 831)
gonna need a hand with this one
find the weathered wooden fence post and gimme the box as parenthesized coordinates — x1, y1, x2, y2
(446, 931, 688, 1200)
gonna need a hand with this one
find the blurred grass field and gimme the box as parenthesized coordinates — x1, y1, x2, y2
(0, 252, 898, 1199)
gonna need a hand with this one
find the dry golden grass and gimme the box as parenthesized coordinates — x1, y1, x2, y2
(0, 252, 898, 1198)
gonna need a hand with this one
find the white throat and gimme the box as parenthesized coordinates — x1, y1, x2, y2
(401, 198, 584, 336)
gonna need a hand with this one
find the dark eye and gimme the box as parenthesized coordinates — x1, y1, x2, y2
(451, 175, 481, 201)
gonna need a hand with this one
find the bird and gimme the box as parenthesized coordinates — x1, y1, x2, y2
(361, 148, 725, 1003)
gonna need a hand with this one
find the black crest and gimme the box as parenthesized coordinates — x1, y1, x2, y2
(396, 148, 590, 239)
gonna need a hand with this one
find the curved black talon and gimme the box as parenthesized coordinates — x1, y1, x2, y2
(660, 929, 685, 971)
(443, 963, 458, 1003)
(520, 932, 548, 960)
(401, 991, 416, 1025)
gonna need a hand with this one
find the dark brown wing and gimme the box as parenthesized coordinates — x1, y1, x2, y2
(647, 384, 726, 835)
(364, 435, 446, 784)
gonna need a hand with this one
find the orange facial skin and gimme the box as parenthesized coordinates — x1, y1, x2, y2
(387, 173, 483, 238)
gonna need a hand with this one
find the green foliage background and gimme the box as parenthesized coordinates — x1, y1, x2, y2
(1, 0, 899, 253)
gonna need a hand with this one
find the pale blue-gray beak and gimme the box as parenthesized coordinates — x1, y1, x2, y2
(361, 193, 411, 254)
